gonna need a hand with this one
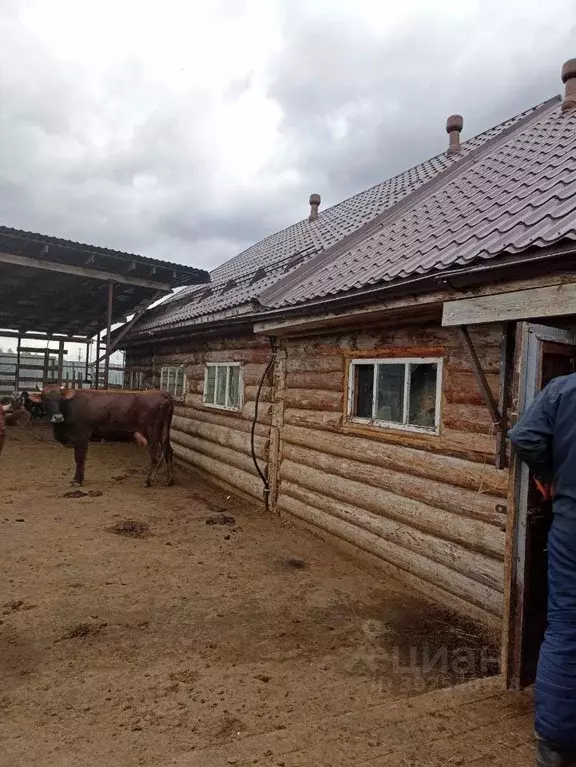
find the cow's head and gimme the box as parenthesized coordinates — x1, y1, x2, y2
(29, 386, 76, 424)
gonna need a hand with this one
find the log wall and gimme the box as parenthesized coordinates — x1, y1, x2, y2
(276, 322, 508, 627)
(125, 335, 273, 502)
(125, 320, 509, 627)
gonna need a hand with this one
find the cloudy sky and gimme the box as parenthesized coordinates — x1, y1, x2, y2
(1, 0, 575, 274)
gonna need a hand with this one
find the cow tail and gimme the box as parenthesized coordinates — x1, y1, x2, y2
(163, 394, 174, 461)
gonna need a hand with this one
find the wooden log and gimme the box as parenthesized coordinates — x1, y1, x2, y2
(444, 371, 500, 406)
(171, 416, 267, 459)
(279, 465, 504, 558)
(282, 513, 500, 629)
(242, 400, 272, 424)
(282, 444, 504, 526)
(339, 420, 497, 463)
(283, 388, 343, 411)
(245, 385, 273, 403)
(173, 443, 263, 499)
(173, 404, 269, 438)
(443, 402, 496, 435)
(268, 346, 287, 512)
(171, 432, 260, 477)
(279, 482, 503, 590)
(278, 495, 502, 616)
(204, 348, 272, 364)
(285, 372, 344, 391)
(284, 408, 342, 432)
(285, 354, 345, 374)
(282, 424, 507, 496)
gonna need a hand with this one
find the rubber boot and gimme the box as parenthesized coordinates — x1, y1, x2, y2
(536, 735, 576, 766)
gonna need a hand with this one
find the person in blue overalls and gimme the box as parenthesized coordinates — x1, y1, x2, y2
(509, 373, 576, 767)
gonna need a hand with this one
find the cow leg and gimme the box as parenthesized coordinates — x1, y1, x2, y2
(72, 441, 88, 485)
(143, 439, 163, 487)
(164, 439, 174, 486)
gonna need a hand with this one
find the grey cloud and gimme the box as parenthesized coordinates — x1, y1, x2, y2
(268, 1, 576, 206)
(0, 1, 574, 277)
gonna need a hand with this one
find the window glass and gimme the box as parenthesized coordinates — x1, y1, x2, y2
(408, 363, 437, 427)
(215, 366, 227, 406)
(354, 364, 374, 418)
(205, 366, 216, 403)
(350, 359, 440, 432)
(228, 366, 240, 408)
(376, 364, 405, 423)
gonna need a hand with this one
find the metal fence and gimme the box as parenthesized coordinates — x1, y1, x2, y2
(0, 352, 124, 395)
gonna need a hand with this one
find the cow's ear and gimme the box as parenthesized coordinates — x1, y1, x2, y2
(61, 389, 77, 400)
(28, 392, 42, 403)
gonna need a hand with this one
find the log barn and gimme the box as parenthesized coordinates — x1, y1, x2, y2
(120, 59, 576, 691)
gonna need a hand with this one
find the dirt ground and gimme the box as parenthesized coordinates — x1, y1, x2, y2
(0, 422, 533, 766)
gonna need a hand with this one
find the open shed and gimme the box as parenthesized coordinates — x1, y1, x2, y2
(0, 226, 208, 391)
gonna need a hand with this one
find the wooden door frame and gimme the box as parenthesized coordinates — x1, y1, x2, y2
(502, 322, 576, 689)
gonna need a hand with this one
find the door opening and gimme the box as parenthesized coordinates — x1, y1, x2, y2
(506, 326, 576, 690)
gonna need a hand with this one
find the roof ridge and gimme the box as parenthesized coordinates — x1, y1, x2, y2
(258, 95, 561, 308)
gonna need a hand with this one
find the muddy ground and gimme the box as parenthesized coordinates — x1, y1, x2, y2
(0, 422, 504, 766)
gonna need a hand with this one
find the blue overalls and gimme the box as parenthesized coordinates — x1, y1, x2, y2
(509, 374, 576, 763)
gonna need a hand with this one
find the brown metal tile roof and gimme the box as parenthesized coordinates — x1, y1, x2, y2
(132, 99, 548, 336)
(262, 96, 576, 309)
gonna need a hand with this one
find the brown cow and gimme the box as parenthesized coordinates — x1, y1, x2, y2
(29, 387, 174, 487)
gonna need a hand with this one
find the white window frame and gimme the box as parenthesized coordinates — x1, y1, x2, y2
(347, 357, 443, 434)
(160, 365, 186, 400)
(203, 362, 243, 411)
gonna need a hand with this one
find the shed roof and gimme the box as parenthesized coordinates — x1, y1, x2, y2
(129, 98, 547, 338)
(0, 227, 209, 338)
(262, 95, 576, 309)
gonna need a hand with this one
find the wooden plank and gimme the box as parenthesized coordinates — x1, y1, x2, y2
(0, 250, 173, 291)
(443, 282, 576, 326)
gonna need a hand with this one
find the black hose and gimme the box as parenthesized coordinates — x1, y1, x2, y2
(251, 337, 276, 510)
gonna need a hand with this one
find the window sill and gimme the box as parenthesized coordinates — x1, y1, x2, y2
(203, 401, 242, 413)
(345, 417, 440, 436)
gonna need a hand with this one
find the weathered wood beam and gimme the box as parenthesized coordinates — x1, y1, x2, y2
(95, 290, 165, 364)
(103, 283, 114, 389)
(0, 330, 87, 342)
(457, 326, 503, 429)
(496, 322, 515, 470)
(443, 282, 576, 326)
(0, 250, 173, 291)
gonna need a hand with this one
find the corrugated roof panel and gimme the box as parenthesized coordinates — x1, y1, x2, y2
(267, 98, 576, 308)
(133, 99, 549, 335)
